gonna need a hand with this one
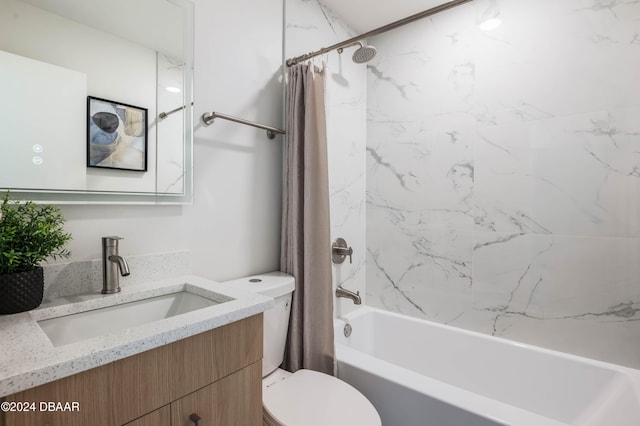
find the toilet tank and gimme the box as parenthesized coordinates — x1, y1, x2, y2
(223, 272, 295, 377)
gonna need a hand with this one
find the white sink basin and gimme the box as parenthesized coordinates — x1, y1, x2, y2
(38, 290, 220, 347)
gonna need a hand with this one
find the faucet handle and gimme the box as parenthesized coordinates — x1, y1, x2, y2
(332, 238, 354, 264)
(102, 236, 124, 247)
(346, 246, 353, 264)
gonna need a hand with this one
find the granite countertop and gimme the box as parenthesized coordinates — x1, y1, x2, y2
(0, 275, 273, 398)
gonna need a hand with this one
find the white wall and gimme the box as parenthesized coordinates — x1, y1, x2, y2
(366, 0, 640, 368)
(56, 0, 284, 281)
(186, 0, 284, 281)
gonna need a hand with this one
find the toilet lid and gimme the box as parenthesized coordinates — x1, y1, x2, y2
(263, 369, 381, 426)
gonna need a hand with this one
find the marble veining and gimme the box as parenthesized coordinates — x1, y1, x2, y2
(365, 0, 640, 368)
(366, 146, 414, 190)
(367, 64, 410, 99)
(575, 0, 640, 16)
(367, 248, 428, 316)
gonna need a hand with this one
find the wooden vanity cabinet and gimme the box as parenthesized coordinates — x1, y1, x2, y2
(1, 314, 263, 426)
(123, 405, 171, 426)
(170, 362, 262, 426)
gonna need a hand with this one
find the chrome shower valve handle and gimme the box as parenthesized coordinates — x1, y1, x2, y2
(332, 238, 353, 264)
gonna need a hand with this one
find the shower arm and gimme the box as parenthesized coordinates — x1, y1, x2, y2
(336, 42, 363, 55)
(285, 0, 473, 67)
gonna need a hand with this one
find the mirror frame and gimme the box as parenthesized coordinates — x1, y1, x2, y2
(4, 0, 194, 205)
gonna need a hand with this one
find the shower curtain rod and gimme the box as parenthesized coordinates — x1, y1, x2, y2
(201, 111, 286, 139)
(285, 0, 473, 67)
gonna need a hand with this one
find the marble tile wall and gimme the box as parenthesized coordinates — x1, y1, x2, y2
(366, 0, 640, 368)
(285, 0, 367, 316)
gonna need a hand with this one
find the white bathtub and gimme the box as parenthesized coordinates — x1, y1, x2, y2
(334, 307, 640, 426)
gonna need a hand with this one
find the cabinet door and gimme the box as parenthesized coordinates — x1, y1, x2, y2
(171, 362, 262, 426)
(169, 314, 263, 401)
(123, 405, 170, 426)
(2, 346, 171, 426)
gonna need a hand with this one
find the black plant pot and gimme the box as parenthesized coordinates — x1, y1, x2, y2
(0, 267, 44, 314)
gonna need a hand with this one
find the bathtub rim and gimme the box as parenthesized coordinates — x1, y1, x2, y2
(334, 306, 640, 426)
(336, 306, 640, 378)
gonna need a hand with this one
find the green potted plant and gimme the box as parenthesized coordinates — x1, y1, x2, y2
(0, 192, 72, 314)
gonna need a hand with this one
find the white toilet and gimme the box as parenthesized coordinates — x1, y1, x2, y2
(224, 272, 381, 426)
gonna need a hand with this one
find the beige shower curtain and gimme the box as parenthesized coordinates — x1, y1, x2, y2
(280, 63, 335, 376)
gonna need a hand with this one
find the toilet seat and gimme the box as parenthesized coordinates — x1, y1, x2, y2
(263, 369, 381, 426)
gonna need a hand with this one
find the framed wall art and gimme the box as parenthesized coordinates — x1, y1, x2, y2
(87, 96, 148, 171)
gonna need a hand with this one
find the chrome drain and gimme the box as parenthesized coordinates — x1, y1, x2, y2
(344, 323, 352, 337)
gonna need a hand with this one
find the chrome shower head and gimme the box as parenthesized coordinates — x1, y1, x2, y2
(337, 41, 377, 64)
(352, 44, 377, 64)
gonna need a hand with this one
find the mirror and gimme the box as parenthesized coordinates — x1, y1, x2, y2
(0, 0, 193, 204)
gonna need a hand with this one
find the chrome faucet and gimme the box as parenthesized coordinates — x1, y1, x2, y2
(102, 236, 130, 294)
(336, 285, 361, 305)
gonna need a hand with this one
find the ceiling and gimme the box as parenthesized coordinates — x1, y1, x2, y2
(22, 0, 185, 59)
(319, 0, 452, 33)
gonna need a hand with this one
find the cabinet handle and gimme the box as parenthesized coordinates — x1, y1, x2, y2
(190, 413, 202, 426)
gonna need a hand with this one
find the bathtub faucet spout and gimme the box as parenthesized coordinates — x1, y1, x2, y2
(336, 285, 361, 305)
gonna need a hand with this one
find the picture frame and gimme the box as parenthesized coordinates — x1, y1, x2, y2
(87, 96, 148, 172)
